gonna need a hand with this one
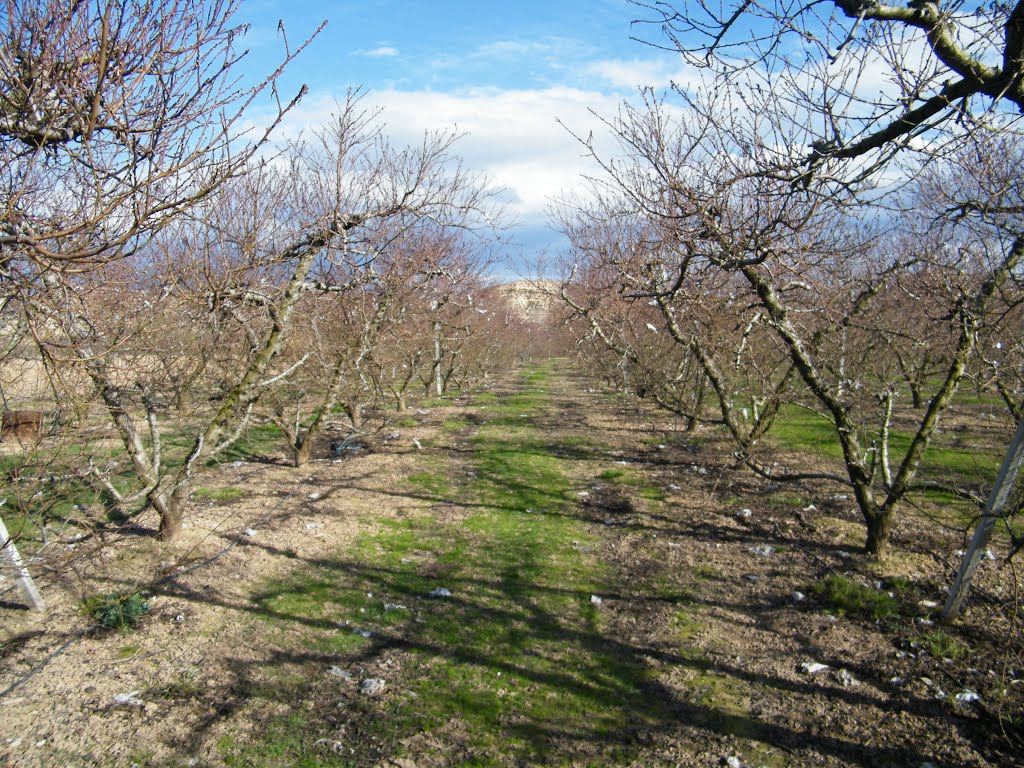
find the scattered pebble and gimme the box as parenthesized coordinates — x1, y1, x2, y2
(112, 691, 145, 708)
(983, 548, 996, 561)
(801, 661, 829, 675)
(429, 587, 452, 598)
(351, 628, 374, 638)
(743, 574, 760, 583)
(244, 528, 257, 537)
(413, 439, 423, 451)
(577, 491, 589, 497)
(791, 591, 806, 602)
(308, 492, 321, 501)
(328, 667, 353, 680)
(749, 544, 774, 557)
(314, 739, 346, 753)
(304, 522, 322, 530)
(722, 757, 743, 768)
(590, 595, 603, 605)
(736, 509, 753, 519)
(666, 484, 681, 492)
(384, 603, 408, 611)
(803, 504, 817, 512)
(955, 690, 980, 703)
(836, 669, 860, 687)
(360, 678, 386, 696)
(918, 600, 939, 610)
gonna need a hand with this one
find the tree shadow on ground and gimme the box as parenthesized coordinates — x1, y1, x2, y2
(153, 545, 966, 768)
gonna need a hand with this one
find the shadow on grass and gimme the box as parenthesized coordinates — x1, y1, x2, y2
(153, 544, 958, 768)
(144, 362, 985, 766)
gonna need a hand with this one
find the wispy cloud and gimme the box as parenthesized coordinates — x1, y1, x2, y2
(359, 45, 400, 57)
(427, 36, 597, 83)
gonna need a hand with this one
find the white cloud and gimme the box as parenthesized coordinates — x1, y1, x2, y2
(586, 58, 697, 90)
(360, 46, 399, 57)
(269, 85, 625, 223)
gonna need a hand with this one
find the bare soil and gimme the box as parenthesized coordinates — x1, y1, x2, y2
(1, 363, 1021, 767)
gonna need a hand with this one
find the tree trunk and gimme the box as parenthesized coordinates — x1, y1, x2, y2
(153, 489, 184, 542)
(433, 320, 444, 396)
(176, 386, 194, 413)
(686, 373, 707, 432)
(345, 402, 362, 429)
(293, 438, 313, 468)
(864, 511, 893, 557)
(910, 382, 923, 410)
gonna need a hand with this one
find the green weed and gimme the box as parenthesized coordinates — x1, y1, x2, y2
(84, 590, 150, 631)
(194, 485, 245, 501)
(405, 471, 450, 498)
(921, 628, 969, 660)
(810, 574, 898, 621)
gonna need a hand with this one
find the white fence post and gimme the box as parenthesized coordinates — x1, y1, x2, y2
(943, 415, 1024, 620)
(0, 512, 47, 613)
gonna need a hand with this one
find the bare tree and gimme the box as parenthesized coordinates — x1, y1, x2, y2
(558, 88, 1024, 556)
(631, 0, 1024, 180)
(0, 0, 315, 281)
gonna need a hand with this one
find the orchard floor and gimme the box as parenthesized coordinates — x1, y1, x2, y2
(1, 361, 1021, 767)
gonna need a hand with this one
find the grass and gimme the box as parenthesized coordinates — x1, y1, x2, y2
(226, 362, 680, 765)
(810, 573, 899, 621)
(597, 466, 666, 504)
(770, 404, 1002, 485)
(193, 485, 246, 502)
(215, 423, 285, 463)
(84, 590, 150, 631)
(405, 470, 450, 498)
(921, 628, 970, 660)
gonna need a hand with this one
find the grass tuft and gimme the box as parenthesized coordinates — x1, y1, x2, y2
(84, 590, 150, 631)
(810, 573, 898, 621)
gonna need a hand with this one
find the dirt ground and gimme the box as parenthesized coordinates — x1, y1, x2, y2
(1, 363, 1021, 767)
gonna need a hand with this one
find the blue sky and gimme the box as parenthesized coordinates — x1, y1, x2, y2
(233, 0, 690, 278)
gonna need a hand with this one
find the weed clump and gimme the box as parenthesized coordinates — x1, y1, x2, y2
(84, 590, 150, 631)
(811, 574, 898, 621)
(921, 628, 969, 660)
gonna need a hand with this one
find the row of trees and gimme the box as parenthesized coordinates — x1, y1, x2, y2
(555, 0, 1024, 559)
(0, 2, 530, 546)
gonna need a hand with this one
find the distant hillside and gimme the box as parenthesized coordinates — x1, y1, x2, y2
(495, 280, 559, 323)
